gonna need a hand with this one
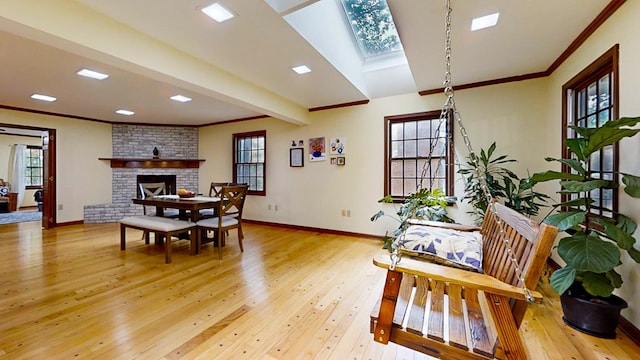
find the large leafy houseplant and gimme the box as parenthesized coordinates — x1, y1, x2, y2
(459, 142, 549, 224)
(370, 187, 454, 249)
(531, 116, 640, 299)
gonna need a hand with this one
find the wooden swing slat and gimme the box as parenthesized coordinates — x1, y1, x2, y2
(407, 276, 428, 335)
(447, 283, 468, 351)
(426, 280, 446, 342)
(465, 288, 494, 357)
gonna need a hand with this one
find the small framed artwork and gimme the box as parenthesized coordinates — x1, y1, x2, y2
(290, 148, 304, 167)
(337, 157, 346, 166)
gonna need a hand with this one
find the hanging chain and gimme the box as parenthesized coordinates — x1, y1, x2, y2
(392, 0, 534, 303)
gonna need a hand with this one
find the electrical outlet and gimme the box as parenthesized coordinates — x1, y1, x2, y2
(268, 204, 272, 210)
(58, 204, 63, 210)
(347, 210, 351, 217)
(341, 209, 346, 216)
(274, 205, 278, 211)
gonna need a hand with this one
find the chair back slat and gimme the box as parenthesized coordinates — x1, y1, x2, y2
(218, 184, 249, 218)
(138, 182, 167, 215)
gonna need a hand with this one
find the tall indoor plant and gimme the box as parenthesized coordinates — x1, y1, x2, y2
(531, 116, 640, 337)
(459, 142, 549, 224)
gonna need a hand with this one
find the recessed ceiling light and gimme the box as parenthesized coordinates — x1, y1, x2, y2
(77, 68, 109, 80)
(201, 3, 235, 23)
(115, 109, 135, 116)
(170, 95, 192, 103)
(31, 94, 57, 102)
(292, 65, 311, 75)
(471, 12, 500, 31)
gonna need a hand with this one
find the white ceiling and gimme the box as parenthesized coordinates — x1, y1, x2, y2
(0, 0, 615, 130)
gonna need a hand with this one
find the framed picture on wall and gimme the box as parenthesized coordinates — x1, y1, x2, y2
(290, 148, 304, 167)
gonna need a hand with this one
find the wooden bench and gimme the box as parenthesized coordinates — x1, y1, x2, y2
(370, 202, 558, 360)
(120, 216, 196, 264)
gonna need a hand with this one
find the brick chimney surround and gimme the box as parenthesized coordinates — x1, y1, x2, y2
(84, 125, 200, 223)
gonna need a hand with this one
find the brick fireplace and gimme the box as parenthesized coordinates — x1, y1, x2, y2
(83, 124, 200, 223)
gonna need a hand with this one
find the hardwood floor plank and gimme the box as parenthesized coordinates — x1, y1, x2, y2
(0, 222, 637, 360)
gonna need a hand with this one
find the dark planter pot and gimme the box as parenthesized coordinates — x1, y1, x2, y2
(561, 283, 628, 339)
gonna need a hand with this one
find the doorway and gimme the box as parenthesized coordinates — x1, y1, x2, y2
(0, 122, 56, 229)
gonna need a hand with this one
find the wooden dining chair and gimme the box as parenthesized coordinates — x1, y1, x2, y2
(138, 182, 180, 243)
(196, 184, 249, 259)
(198, 181, 230, 219)
(139, 182, 180, 218)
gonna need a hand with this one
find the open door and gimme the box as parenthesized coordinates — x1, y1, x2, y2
(41, 130, 56, 229)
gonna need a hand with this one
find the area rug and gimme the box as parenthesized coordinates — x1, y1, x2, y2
(0, 211, 42, 225)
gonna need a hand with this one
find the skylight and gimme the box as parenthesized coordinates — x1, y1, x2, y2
(77, 68, 109, 80)
(340, 0, 403, 58)
(201, 3, 235, 23)
(31, 94, 57, 102)
(471, 12, 500, 31)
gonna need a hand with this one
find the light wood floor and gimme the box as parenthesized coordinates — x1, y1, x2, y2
(0, 221, 638, 360)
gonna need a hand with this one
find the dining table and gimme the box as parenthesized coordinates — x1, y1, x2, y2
(132, 194, 220, 222)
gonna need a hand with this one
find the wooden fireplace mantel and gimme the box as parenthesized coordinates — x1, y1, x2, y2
(99, 158, 205, 169)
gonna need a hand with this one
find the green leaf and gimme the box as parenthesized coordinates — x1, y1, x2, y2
(559, 179, 615, 193)
(544, 211, 585, 231)
(627, 247, 640, 263)
(557, 234, 620, 273)
(530, 170, 583, 184)
(370, 210, 385, 222)
(622, 173, 640, 198)
(544, 157, 587, 176)
(557, 198, 592, 208)
(616, 214, 638, 235)
(606, 269, 623, 288)
(582, 272, 615, 297)
(377, 195, 394, 203)
(583, 127, 640, 157)
(603, 221, 636, 250)
(565, 138, 588, 161)
(549, 266, 576, 295)
(603, 116, 640, 128)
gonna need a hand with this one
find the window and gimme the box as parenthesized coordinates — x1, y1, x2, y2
(340, 0, 403, 58)
(233, 130, 266, 196)
(562, 45, 619, 219)
(25, 145, 43, 189)
(384, 110, 454, 201)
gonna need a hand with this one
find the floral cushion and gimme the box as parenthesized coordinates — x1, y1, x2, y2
(0, 186, 8, 197)
(397, 225, 483, 273)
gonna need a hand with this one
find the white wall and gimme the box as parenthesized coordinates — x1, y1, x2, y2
(545, 0, 640, 328)
(199, 77, 550, 237)
(0, 108, 112, 222)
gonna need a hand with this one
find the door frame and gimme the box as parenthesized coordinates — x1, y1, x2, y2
(0, 122, 56, 228)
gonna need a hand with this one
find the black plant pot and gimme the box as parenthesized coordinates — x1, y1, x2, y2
(561, 283, 628, 339)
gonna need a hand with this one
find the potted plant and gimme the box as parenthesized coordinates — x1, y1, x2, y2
(531, 116, 640, 338)
(371, 187, 454, 249)
(458, 142, 549, 224)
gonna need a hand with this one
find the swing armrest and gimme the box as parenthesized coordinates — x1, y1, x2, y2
(373, 253, 543, 303)
(406, 219, 481, 232)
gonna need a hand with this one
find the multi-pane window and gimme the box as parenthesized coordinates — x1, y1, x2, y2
(563, 45, 618, 219)
(25, 145, 43, 188)
(384, 110, 454, 200)
(233, 130, 266, 196)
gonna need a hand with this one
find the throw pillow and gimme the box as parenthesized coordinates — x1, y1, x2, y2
(0, 186, 9, 197)
(397, 224, 483, 273)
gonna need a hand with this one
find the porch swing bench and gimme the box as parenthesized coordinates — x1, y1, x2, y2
(370, 202, 557, 360)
